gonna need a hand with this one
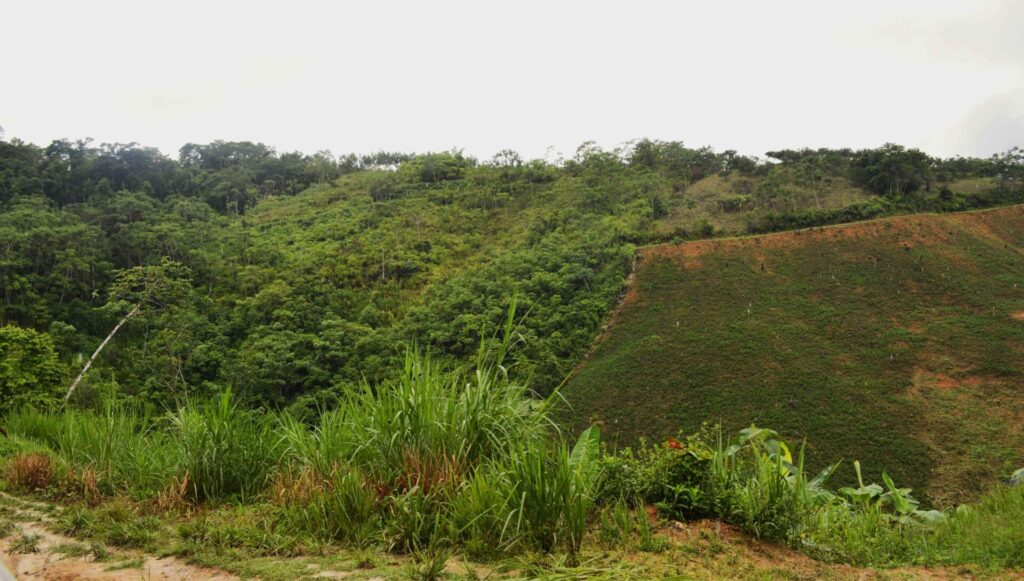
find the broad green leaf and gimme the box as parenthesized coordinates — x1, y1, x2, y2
(569, 425, 600, 471)
(809, 461, 841, 490)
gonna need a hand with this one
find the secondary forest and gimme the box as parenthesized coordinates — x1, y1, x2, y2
(3, 134, 1023, 410)
(1, 130, 1023, 577)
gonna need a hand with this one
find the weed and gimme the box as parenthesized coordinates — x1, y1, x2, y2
(412, 547, 450, 580)
(103, 517, 158, 548)
(51, 541, 91, 558)
(105, 557, 144, 570)
(275, 465, 379, 545)
(11, 531, 41, 553)
(56, 505, 96, 536)
(89, 540, 110, 561)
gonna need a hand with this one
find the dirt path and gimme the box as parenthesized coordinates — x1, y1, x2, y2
(0, 495, 235, 581)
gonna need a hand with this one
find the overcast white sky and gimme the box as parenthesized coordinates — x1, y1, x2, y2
(2, 0, 1022, 160)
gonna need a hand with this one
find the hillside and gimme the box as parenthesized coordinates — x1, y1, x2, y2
(3, 137, 1024, 577)
(565, 204, 1024, 505)
(4, 137, 1022, 413)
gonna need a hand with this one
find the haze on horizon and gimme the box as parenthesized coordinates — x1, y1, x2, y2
(2, 0, 1022, 161)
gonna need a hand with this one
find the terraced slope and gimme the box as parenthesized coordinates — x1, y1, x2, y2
(565, 205, 1024, 505)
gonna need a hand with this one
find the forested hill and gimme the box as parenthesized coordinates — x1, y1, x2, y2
(1, 134, 1022, 412)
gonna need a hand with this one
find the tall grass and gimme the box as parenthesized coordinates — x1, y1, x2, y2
(281, 344, 552, 489)
(927, 484, 1024, 568)
(171, 390, 280, 503)
(4, 310, 1019, 570)
(4, 403, 175, 498)
(271, 307, 603, 555)
(4, 407, 63, 447)
(274, 316, 598, 555)
(274, 465, 379, 546)
(4, 392, 278, 502)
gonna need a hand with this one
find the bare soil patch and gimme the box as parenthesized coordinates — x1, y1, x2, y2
(0, 494, 235, 581)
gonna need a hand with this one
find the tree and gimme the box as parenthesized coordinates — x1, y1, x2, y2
(0, 325, 61, 407)
(755, 168, 796, 211)
(795, 155, 834, 210)
(851, 144, 933, 197)
(992, 147, 1024, 194)
(64, 260, 194, 401)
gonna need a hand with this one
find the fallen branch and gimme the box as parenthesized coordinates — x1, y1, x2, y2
(64, 304, 140, 402)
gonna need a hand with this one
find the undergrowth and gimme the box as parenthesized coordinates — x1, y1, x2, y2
(1, 313, 1021, 571)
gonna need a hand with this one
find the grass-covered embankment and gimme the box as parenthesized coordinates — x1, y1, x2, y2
(566, 204, 1024, 505)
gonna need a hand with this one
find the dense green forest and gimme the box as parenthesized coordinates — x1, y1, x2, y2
(1, 130, 1022, 413)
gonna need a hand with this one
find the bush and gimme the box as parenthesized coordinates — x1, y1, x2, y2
(0, 325, 62, 407)
(599, 431, 714, 519)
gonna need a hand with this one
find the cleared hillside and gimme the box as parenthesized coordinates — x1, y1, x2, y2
(565, 204, 1024, 505)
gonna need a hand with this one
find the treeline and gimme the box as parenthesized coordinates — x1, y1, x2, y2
(1, 131, 1021, 412)
(0, 136, 419, 213)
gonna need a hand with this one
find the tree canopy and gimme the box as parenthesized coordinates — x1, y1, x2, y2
(0, 133, 1020, 409)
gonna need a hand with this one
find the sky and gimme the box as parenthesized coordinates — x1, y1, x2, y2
(2, 0, 1022, 161)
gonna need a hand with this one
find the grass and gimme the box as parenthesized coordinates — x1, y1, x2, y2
(566, 204, 1024, 504)
(171, 389, 280, 503)
(11, 531, 41, 553)
(1, 420, 1022, 577)
(1, 313, 1021, 576)
(2, 320, 608, 563)
(657, 171, 879, 236)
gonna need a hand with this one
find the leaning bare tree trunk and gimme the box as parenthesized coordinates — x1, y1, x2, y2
(64, 304, 140, 402)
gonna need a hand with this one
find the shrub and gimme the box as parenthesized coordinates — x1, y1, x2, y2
(0, 325, 62, 408)
(599, 430, 714, 519)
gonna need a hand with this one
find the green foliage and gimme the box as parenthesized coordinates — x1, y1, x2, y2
(599, 430, 714, 518)
(449, 465, 518, 559)
(595, 424, 1024, 569)
(3, 131, 1019, 413)
(276, 466, 379, 545)
(3, 130, 1024, 571)
(850, 144, 933, 197)
(0, 325, 61, 407)
(568, 205, 1024, 503)
(55, 501, 160, 549)
(171, 390, 280, 502)
(53, 403, 176, 497)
